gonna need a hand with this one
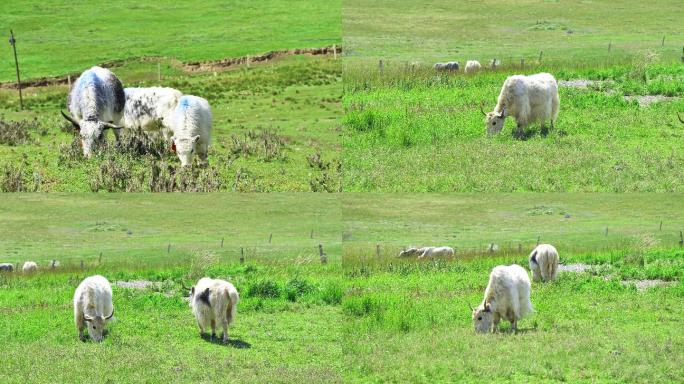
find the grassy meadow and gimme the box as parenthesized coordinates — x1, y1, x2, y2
(342, 194, 684, 383)
(0, 0, 341, 82)
(0, 1, 341, 192)
(343, 0, 684, 192)
(0, 194, 344, 383)
(0, 55, 341, 192)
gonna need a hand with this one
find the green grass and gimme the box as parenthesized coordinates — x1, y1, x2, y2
(0, 194, 344, 383)
(0, 55, 341, 192)
(0, 0, 341, 82)
(343, 0, 684, 192)
(344, 55, 684, 192)
(343, 0, 683, 64)
(341, 193, 684, 383)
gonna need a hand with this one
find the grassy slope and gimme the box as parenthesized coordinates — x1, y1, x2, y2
(0, 0, 341, 82)
(343, 0, 684, 192)
(0, 194, 344, 383)
(343, 0, 683, 63)
(342, 194, 684, 383)
(0, 55, 341, 192)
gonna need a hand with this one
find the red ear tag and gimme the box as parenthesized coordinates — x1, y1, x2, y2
(171, 142, 177, 153)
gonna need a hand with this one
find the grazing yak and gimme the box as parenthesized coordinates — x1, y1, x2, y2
(417, 246, 454, 259)
(189, 277, 239, 343)
(171, 95, 213, 167)
(481, 72, 559, 138)
(464, 60, 481, 74)
(122, 87, 183, 142)
(60, 66, 125, 157)
(529, 244, 559, 282)
(73, 275, 114, 342)
(22, 261, 38, 273)
(0, 263, 14, 272)
(434, 61, 460, 71)
(399, 246, 454, 258)
(471, 264, 532, 333)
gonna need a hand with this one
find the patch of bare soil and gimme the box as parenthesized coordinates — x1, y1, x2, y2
(623, 95, 679, 107)
(558, 79, 596, 88)
(115, 280, 160, 289)
(558, 263, 592, 273)
(620, 279, 677, 291)
(0, 45, 342, 89)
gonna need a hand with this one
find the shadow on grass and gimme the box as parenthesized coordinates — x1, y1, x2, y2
(199, 333, 252, 349)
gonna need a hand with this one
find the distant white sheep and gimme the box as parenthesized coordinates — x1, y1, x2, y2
(481, 72, 560, 137)
(122, 87, 183, 142)
(73, 275, 114, 342)
(471, 264, 532, 333)
(189, 277, 239, 343)
(22, 261, 37, 273)
(170, 95, 212, 167)
(529, 244, 559, 282)
(464, 60, 481, 74)
(60, 66, 125, 157)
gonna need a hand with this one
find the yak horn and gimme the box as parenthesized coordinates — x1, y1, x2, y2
(678, 113, 684, 124)
(102, 122, 123, 130)
(60, 110, 80, 129)
(83, 314, 93, 322)
(105, 309, 114, 320)
(468, 302, 474, 312)
(479, 101, 487, 116)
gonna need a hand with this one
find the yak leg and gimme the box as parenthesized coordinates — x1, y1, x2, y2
(221, 318, 229, 343)
(210, 319, 217, 341)
(540, 121, 549, 136)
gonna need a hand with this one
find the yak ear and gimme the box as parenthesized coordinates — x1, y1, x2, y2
(192, 135, 200, 143)
(483, 302, 491, 312)
(105, 309, 114, 320)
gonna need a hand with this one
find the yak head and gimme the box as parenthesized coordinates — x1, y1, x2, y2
(471, 302, 493, 334)
(84, 309, 114, 342)
(171, 135, 201, 167)
(481, 102, 506, 135)
(61, 111, 122, 158)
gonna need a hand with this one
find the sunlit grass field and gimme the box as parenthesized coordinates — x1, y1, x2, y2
(341, 193, 684, 383)
(343, 0, 684, 192)
(0, 194, 344, 383)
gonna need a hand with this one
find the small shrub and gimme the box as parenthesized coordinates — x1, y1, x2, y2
(284, 277, 315, 302)
(0, 117, 36, 145)
(321, 281, 343, 305)
(247, 280, 281, 298)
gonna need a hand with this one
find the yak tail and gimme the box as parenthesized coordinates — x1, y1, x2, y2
(226, 289, 240, 325)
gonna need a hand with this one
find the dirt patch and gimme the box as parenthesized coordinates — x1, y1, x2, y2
(558, 263, 592, 273)
(620, 279, 677, 291)
(0, 45, 342, 90)
(184, 45, 341, 72)
(114, 280, 159, 289)
(623, 95, 679, 107)
(559, 79, 595, 88)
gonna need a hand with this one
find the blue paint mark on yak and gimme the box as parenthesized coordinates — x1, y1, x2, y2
(179, 96, 191, 109)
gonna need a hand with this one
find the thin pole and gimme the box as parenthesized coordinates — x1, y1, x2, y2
(9, 30, 23, 110)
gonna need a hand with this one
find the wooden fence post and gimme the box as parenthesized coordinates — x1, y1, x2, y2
(269, 234, 272, 244)
(319, 244, 327, 264)
(376, 244, 380, 257)
(539, 51, 543, 64)
(167, 243, 171, 253)
(605, 227, 609, 237)
(333, 44, 337, 60)
(240, 247, 245, 264)
(221, 238, 224, 248)
(9, 30, 23, 110)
